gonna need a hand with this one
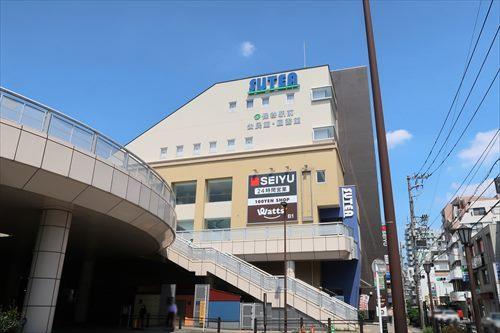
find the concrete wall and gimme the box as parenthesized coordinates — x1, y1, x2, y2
(331, 67, 386, 291)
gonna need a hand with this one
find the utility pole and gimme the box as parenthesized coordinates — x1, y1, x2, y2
(362, 1, 407, 331)
(281, 201, 288, 333)
(406, 176, 425, 328)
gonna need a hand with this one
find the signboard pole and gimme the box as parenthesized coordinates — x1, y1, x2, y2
(375, 272, 382, 333)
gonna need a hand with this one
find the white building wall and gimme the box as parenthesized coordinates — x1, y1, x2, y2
(126, 66, 337, 162)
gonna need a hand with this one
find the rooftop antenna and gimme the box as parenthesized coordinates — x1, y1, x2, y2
(303, 41, 307, 68)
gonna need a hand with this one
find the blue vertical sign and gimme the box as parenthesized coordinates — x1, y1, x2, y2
(339, 185, 361, 307)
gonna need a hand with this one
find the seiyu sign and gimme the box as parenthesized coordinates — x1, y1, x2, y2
(247, 172, 297, 223)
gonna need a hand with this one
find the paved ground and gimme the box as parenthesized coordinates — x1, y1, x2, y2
(362, 323, 422, 333)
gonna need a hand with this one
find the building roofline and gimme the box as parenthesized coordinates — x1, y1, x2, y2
(125, 64, 332, 146)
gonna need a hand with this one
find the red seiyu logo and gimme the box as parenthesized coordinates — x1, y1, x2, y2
(250, 176, 260, 187)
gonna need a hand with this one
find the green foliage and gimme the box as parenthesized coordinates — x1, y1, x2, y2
(422, 327, 433, 333)
(358, 310, 366, 321)
(0, 307, 21, 333)
(407, 307, 420, 327)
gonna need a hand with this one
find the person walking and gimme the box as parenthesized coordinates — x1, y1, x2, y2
(166, 297, 178, 332)
(138, 299, 147, 329)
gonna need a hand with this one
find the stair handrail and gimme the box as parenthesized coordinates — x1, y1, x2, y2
(171, 238, 357, 320)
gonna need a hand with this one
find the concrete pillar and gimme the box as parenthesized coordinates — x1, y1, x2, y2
(286, 261, 295, 278)
(75, 260, 94, 324)
(23, 209, 72, 333)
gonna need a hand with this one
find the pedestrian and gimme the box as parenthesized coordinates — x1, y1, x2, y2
(138, 299, 147, 329)
(457, 309, 464, 321)
(166, 297, 178, 332)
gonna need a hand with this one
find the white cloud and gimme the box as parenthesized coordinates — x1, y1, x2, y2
(386, 129, 413, 149)
(458, 129, 499, 165)
(240, 41, 256, 57)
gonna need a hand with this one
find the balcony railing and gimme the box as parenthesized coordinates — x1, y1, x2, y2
(177, 222, 353, 243)
(0, 87, 175, 208)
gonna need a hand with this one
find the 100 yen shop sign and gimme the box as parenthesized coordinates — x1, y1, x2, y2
(247, 172, 297, 223)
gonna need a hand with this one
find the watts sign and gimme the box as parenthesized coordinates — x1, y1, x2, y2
(247, 172, 297, 223)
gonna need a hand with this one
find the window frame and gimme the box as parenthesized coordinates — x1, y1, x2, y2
(246, 99, 254, 109)
(176, 219, 194, 231)
(176, 145, 184, 157)
(209, 141, 217, 153)
(316, 170, 326, 184)
(229, 101, 237, 112)
(227, 138, 236, 151)
(262, 97, 270, 107)
(173, 181, 197, 205)
(312, 126, 335, 141)
(286, 93, 295, 104)
(206, 178, 232, 203)
(204, 218, 231, 230)
(159, 147, 168, 159)
(245, 136, 253, 149)
(193, 143, 201, 155)
(311, 86, 333, 101)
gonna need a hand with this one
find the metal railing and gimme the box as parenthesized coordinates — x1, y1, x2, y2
(171, 237, 357, 320)
(0, 87, 175, 208)
(177, 222, 353, 243)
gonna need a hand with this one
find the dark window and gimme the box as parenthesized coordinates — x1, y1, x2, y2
(205, 218, 230, 229)
(207, 178, 232, 202)
(173, 181, 196, 204)
(472, 207, 486, 216)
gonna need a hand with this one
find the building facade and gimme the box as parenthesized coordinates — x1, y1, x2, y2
(127, 65, 386, 319)
(441, 195, 500, 316)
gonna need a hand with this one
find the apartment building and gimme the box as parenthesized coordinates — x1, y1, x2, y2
(441, 195, 500, 316)
(127, 65, 386, 322)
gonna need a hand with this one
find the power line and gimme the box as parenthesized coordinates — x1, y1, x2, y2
(416, 0, 496, 175)
(425, 130, 499, 230)
(423, 26, 499, 176)
(427, 68, 500, 176)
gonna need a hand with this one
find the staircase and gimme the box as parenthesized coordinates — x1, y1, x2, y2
(165, 237, 358, 327)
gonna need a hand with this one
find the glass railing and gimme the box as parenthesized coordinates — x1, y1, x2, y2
(171, 237, 357, 320)
(0, 87, 175, 208)
(177, 222, 353, 243)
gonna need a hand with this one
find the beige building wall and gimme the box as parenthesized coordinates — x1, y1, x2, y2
(126, 65, 337, 163)
(152, 142, 344, 230)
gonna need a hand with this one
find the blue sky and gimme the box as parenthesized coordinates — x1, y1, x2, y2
(1, 1, 499, 242)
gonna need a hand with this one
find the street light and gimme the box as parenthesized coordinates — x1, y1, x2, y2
(422, 262, 436, 331)
(457, 226, 482, 332)
(281, 201, 288, 333)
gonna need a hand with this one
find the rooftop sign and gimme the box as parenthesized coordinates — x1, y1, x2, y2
(248, 72, 299, 95)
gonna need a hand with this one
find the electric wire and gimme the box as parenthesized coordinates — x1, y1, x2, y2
(416, 0, 496, 176)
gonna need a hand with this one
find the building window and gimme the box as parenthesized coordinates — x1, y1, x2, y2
(177, 219, 194, 231)
(207, 178, 232, 202)
(286, 93, 295, 104)
(472, 207, 486, 216)
(209, 141, 217, 153)
(477, 238, 485, 253)
(482, 269, 490, 284)
(313, 126, 335, 141)
(205, 218, 230, 230)
(316, 170, 326, 183)
(173, 181, 196, 205)
(227, 139, 235, 151)
(229, 101, 236, 112)
(159, 147, 168, 159)
(262, 97, 269, 107)
(176, 145, 184, 157)
(246, 99, 254, 108)
(311, 87, 333, 101)
(245, 137, 253, 149)
(193, 143, 201, 155)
